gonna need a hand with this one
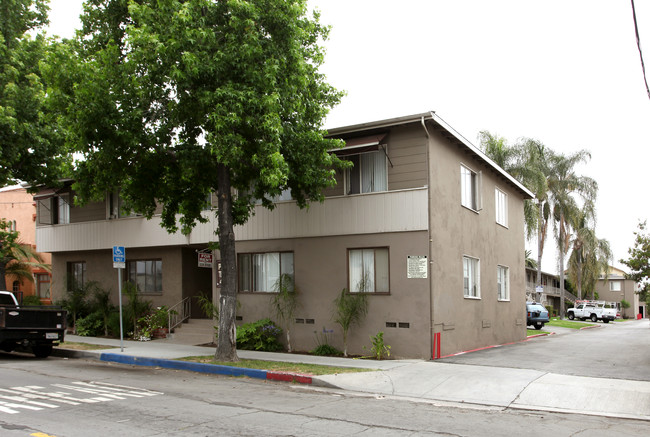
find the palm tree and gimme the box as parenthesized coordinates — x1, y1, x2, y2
(546, 151, 598, 318)
(511, 138, 553, 286)
(0, 219, 50, 291)
(568, 201, 612, 300)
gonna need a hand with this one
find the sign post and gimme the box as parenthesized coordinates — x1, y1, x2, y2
(113, 246, 126, 352)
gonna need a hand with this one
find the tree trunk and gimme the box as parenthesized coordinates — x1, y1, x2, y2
(214, 163, 239, 362)
(560, 213, 564, 320)
(0, 260, 7, 291)
(536, 202, 543, 288)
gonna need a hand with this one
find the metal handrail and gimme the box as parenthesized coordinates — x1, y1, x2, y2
(168, 297, 191, 331)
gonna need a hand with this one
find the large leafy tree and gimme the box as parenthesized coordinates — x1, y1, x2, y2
(0, 0, 68, 187)
(546, 150, 597, 317)
(0, 218, 49, 291)
(620, 221, 650, 304)
(51, 0, 345, 361)
(567, 200, 612, 299)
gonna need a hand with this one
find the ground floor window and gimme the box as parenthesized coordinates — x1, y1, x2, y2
(36, 274, 51, 299)
(348, 247, 389, 293)
(463, 256, 480, 298)
(497, 265, 509, 301)
(127, 259, 163, 293)
(67, 261, 86, 290)
(238, 252, 294, 292)
(12, 280, 20, 292)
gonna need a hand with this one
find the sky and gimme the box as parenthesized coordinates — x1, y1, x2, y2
(45, 0, 650, 275)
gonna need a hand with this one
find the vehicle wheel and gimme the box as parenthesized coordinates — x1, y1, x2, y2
(603, 319, 610, 324)
(535, 323, 543, 330)
(568, 313, 575, 320)
(590, 314, 598, 322)
(32, 345, 52, 358)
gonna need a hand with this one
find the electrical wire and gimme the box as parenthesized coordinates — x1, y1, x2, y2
(631, 0, 650, 100)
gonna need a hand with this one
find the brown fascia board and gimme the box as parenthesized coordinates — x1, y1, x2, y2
(326, 111, 535, 200)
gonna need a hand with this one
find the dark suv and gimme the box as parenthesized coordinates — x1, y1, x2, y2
(526, 302, 550, 330)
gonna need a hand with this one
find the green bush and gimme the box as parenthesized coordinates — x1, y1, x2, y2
(22, 295, 42, 306)
(311, 344, 343, 356)
(107, 311, 123, 337)
(75, 312, 104, 337)
(236, 318, 283, 352)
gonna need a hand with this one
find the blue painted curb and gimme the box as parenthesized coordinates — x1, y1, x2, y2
(99, 353, 268, 380)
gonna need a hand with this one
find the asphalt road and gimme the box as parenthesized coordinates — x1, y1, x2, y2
(1, 353, 649, 436)
(439, 319, 650, 381)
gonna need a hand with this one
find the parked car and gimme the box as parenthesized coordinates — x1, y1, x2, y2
(526, 302, 550, 330)
(567, 301, 617, 323)
(0, 290, 66, 358)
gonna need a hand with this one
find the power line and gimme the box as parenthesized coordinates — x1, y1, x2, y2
(631, 0, 650, 100)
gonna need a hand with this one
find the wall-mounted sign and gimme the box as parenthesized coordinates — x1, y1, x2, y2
(407, 255, 427, 279)
(198, 252, 213, 268)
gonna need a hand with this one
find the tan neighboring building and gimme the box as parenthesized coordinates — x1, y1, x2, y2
(0, 185, 52, 302)
(35, 112, 533, 359)
(595, 266, 645, 319)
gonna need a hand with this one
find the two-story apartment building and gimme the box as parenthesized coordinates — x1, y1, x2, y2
(0, 185, 52, 302)
(595, 266, 645, 319)
(35, 112, 533, 359)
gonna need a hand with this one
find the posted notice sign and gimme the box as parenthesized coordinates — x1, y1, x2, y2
(198, 252, 213, 268)
(113, 246, 125, 269)
(407, 255, 427, 279)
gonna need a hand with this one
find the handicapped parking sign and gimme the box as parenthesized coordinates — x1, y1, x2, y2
(113, 246, 125, 268)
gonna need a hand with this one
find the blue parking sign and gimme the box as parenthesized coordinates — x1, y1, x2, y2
(113, 246, 125, 268)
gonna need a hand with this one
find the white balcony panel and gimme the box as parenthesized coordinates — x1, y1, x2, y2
(36, 188, 428, 253)
(235, 188, 428, 241)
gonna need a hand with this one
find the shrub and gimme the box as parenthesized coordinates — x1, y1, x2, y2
(364, 331, 391, 360)
(75, 312, 104, 337)
(311, 344, 343, 356)
(107, 311, 123, 337)
(22, 295, 42, 306)
(333, 288, 368, 357)
(310, 327, 342, 356)
(236, 318, 283, 352)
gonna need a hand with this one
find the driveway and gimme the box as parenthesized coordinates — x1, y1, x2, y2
(439, 319, 650, 381)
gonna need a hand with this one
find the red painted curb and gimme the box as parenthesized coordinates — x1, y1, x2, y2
(266, 372, 313, 384)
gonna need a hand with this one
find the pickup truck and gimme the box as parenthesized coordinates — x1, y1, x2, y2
(0, 290, 67, 358)
(567, 301, 617, 323)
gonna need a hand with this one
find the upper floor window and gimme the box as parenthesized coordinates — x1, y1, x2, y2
(495, 188, 508, 227)
(57, 194, 70, 224)
(345, 151, 387, 195)
(67, 261, 86, 290)
(238, 252, 294, 293)
(497, 265, 509, 301)
(348, 247, 389, 293)
(609, 281, 621, 292)
(463, 255, 480, 298)
(127, 259, 163, 293)
(461, 165, 481, 211)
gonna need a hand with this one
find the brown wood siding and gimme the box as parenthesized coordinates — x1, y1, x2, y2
(71, 199, 105, 223)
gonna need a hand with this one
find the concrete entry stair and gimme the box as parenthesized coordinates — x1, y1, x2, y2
(166, 318, 215, 346)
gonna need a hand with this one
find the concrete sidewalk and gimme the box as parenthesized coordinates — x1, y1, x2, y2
(55, 334, 650, 421)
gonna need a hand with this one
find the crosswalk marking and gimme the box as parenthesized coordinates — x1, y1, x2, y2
(0, 382, 162, 415)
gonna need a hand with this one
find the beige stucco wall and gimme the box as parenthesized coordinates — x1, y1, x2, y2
(235, 231, 431, 359)
(427, 127, 527, 356)
(595, 278, 641, 318)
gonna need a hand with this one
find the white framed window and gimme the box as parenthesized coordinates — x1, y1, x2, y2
(345, 151, 387, 195)
(609, 281, 621, 292)
(348, 247, 389, 292)
(461, 165, 481, 210)
(463, 255, 480, 298)
(495, 188, 508, 227)
(497, 265, 509, 301)
(238, 252, 294, 292)
(127, 259, 163, 293)
(57, 194, 70, 224)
